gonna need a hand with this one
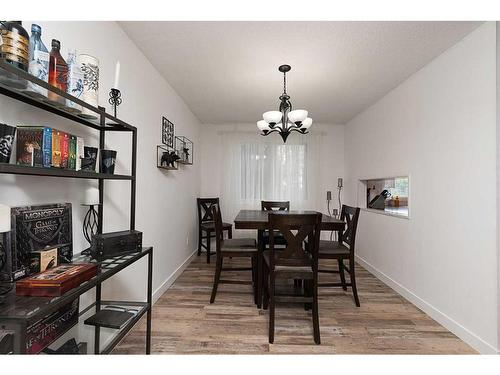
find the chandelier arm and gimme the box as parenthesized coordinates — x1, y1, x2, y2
(260, 128, 281, 136)
(288, 127, 309, 135)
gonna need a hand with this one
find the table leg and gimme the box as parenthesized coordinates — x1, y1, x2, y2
(257, 229, 263, 308)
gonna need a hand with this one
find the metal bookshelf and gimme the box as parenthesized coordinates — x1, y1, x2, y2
(0, 61, 151, 354)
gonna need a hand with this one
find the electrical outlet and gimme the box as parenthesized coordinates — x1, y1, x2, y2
(186, 236, 189, 246)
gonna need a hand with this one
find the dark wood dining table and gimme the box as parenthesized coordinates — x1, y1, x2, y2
(234, 210, 346, 308)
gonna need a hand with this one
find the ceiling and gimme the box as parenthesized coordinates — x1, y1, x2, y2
(119, 21, 482, 124)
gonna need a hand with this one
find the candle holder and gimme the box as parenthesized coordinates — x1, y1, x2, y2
(81, 204, 100, 254)
(108, 88, 122, 117)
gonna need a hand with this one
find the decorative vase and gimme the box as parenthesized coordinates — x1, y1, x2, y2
(26, 24, 49, 98)
(81, 146, 98, 172)
(66, 50, 83, 113)
(100, 149, 116, 175)
(0, 123, 16, 163)
(78, 54, 99, 119)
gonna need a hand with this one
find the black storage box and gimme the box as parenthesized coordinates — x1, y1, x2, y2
(90, 230, 142, 261)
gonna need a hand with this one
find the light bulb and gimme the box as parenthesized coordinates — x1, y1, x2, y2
(257, 120, 270, 131)
(301, 117, 313, 129)
(263, 111, 282, 125)
(288, 110, 308, 124)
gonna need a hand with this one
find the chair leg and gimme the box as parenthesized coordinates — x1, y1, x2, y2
(304, 280, 311, 311)
(312, 278, 321, 344)
(210, 256, 223, 303)
(206, 231, 211, 264)
(269, 272, 275, 344)
(257, 246, 263, 309)
(262, 263, 269, 310)
(251, 256, 258, 305)
(338, 259, 347, 291)
(197, 227, 202, 256)
(228, 227, 233, 239)
(350, 261, 360, 307)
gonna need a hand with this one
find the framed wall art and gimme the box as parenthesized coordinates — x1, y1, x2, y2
(162, 117, 174, 147)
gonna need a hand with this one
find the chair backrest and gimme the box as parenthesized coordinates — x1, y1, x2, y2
(197, 197, 219, 224)
(211, 204, 224, 254)
(261, 200, 290, 211)
(268, 212, 322, 269)
(339, 205, 361, 255)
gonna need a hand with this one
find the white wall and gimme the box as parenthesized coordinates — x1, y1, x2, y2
(0, 21, 201, 348)
(199, 123, 345, 221)
(344, 22, 497, 353)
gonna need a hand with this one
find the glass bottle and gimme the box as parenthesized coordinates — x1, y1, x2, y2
(48, 39, 68, 105)
(0, 21, 30, 88)
(66, 49, 83, 113)
(26, 24, 49, 98)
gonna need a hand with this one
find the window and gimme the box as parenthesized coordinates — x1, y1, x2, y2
(240, 143, 307, 202)
(387, 177, 409, 198)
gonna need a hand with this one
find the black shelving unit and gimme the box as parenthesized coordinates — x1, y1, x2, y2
(0, 61, 151, 354)
(0, 249, 153, 354)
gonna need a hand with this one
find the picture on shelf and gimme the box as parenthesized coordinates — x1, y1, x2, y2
(162, 116, 174, 147)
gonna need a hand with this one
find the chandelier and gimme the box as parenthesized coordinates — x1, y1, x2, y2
(257, 64, 312, 143)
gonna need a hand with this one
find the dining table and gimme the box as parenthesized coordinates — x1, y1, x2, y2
(233, 209, 346, 308)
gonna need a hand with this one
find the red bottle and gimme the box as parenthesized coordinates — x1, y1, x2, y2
(48, 39, 68, 104)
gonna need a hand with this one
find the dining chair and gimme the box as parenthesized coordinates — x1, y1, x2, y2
(262, 212, 322, 344)
(315, 205, 361, 307)
(197, 198, 233, 264)
(210, 204, 258, 304)
(261, 201, 289, 248)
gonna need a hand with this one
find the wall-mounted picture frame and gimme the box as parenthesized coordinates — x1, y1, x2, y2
(162, 117, 174, 147)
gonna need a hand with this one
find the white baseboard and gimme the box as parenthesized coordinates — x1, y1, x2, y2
(152, 249, 198, 303)
(355, 254, 499, 354)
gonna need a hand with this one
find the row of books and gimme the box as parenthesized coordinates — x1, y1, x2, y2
(16, 126, 85, 170)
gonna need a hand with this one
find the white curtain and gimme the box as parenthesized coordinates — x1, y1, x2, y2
(219, 129, 321, 236)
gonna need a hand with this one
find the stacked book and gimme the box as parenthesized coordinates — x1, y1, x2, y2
(16, 126, 85, 170)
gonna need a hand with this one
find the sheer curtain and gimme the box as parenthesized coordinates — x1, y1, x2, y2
(219, 129, 321, 236)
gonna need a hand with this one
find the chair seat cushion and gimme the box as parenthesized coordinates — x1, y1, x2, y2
(200, 221, 232, 230)
(318, 240, 350, 257)
(221, 238, 257, 252)
(263, 252, 313, 274)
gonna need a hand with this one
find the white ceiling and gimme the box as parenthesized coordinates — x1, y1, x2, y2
(119, 21, 482, 124)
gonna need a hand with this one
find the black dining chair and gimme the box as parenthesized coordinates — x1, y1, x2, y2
(197, 198, 232, 264)
(210, 204, 258, 304)
(262, 212, 322, 344)
(314, 205, 361, 307)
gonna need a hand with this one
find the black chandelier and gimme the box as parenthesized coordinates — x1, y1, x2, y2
(257, 64, 312, 143)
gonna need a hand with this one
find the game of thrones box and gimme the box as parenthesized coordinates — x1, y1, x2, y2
(2, 203, 73, 282)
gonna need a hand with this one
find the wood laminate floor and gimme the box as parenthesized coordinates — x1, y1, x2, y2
(113, 255, 476, 354)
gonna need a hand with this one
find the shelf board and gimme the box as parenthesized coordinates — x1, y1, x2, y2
(0, 164, 134, 180)
(157, 165, 178, 170)
(0, 61, 136, 132)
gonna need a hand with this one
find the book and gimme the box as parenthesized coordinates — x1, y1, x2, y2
(84, 307, 138, 329)
(69, 135, 77, 170)
(16, 263, 98, 297)
(60, 132, 69, 169)
(16, 126, 44, 166)
(42, 127, 52, 167)
(76, 136, 84, 171)
(52, 129, 61, 168)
